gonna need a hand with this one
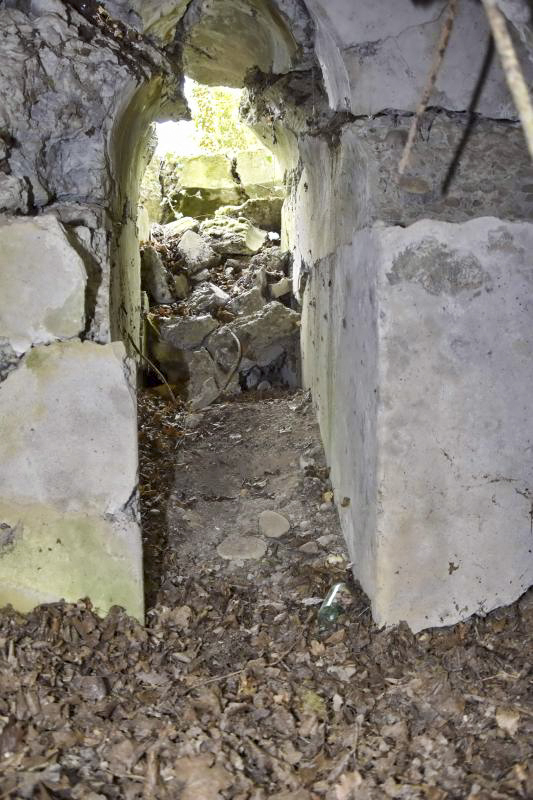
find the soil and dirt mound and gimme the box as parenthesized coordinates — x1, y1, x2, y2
(1, 391, 532, 799)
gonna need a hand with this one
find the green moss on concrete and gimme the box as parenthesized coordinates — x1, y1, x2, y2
(0, 502, 144, 621)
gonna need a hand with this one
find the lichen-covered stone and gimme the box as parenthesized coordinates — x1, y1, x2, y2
(0, 502, 143, 620)
(200, 217, 268, 256)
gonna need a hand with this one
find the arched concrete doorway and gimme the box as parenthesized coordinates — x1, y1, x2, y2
(0, 0, 532, 632)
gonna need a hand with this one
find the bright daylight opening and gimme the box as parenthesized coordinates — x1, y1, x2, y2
(137, 75, 296, 410)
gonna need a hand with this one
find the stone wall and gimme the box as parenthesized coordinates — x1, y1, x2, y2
(0, 0, 532, 630)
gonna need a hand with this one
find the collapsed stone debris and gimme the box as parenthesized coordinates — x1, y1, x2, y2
(140, 215, 300, 409)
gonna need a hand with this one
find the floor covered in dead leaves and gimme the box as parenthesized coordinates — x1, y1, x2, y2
(1, 391, 532, 799)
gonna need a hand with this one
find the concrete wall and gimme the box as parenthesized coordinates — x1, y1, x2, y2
(1, 0, 532, 630)
(292, 2, 533, 630)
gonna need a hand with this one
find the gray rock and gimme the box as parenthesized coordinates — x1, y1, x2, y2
(270, 276, 292, 299)
(160, 314, 218, 351)
(188, 283, 230, 314)
(250, 247, 290, 274)
(257, 380, 272, 392)
(200, 217, 268, 256)
(141, 246, 174, 304)
(317, 534, 337, 547)
(191, 268, 211, 283)
(217, 534, 267, 561)
(215, 196, 283, 231)
(0, 174, 28, 214)
(206, 326, 241, 374)
(173, 273, 190, 299)
(177, 229, 221, 274)
(299, 541, 320, 555)
(0, 337, 19, 382)
(227, 286, 266, 316)
(230, 302, 301, 364)
(259, 510, 290, 538)
(185, 349, 221, 410)
(163, 217, 198, 238)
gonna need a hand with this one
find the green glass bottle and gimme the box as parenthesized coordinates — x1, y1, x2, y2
(317, 582, 347, 628)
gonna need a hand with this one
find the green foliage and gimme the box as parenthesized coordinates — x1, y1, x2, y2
(189, 83, 259, 154)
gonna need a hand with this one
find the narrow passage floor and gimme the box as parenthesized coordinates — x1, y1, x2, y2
(0, 390, 532, 799)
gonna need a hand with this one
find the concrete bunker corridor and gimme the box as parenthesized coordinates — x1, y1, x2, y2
(1, 1, 533, 795)
(1, 0, 533, 637)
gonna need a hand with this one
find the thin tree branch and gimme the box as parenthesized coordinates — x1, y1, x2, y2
(481, 0, 533, 160)
(398, 0, 459, 176)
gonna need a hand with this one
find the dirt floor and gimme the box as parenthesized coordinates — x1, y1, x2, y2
(1, 390, 532, 799)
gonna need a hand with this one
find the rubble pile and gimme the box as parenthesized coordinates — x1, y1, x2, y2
(140, 215, 300, 409)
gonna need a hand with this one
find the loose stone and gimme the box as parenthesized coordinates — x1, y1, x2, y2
(217, 534, 267, 560)
(259, 510, 290, 538)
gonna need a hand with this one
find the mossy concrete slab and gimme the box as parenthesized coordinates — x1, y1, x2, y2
(235, 149, 284, 199)
(0, 215, 86, 355)
(0, 340, 138, 515)
(0, 501, 143, 620)
(180, 154, 235, 191)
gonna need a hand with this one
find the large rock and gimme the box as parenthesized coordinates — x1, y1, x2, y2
(165, 154, 242, 218)
(188, 283, 230, 314)
(159, 314, 218, 350)
(207, 302, 300, 372)
(200, 217, 268, 256)
(0, 215, 86, 356)
(227, 286, 266, 316)
(141, 245, 174, 304)
(230, 301, 300, 363)
(162, 217, 198, 238)
(177, 229, 221, 274)
(216, 197, 284, 232)
(0, 340, 143, 619)
(185, 348, 221, 410)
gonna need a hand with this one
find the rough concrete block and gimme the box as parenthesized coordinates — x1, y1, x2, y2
(302, 217, 533, 631)
(0, 503, 143, 620)
(0, 214, 86, 355)
(0, 340, 138, 515)
(0, 339, 142, 619)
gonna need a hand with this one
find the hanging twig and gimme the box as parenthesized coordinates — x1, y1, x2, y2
(481, 0, 533, 160)
(127, 333, 180, 409)
(398, 0, 459, 176)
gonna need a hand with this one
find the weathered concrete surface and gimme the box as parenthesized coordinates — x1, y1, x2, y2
(0, 503, 143, 619)
(302, 217, 533, 631)
(0, 215, 86, 356)
(0, 340, 138, 514)
(0, 339, 142, 618)
(318, 0, 533, 117)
